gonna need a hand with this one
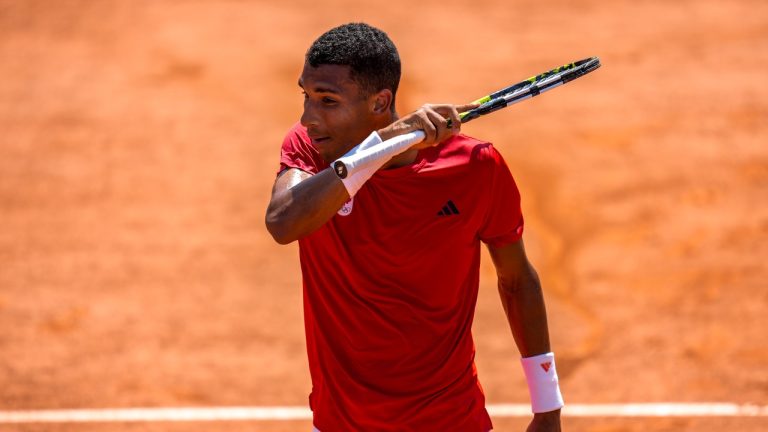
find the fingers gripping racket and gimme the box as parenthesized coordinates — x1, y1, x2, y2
(333, 56, 601, 179)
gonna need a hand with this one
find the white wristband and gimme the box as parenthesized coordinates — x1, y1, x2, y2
(521, 352, 564, 413)
(333, 130, 425, 194)
(335, 130, 384, 197)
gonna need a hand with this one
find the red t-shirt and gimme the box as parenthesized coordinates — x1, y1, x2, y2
(278, 123, 524, 431)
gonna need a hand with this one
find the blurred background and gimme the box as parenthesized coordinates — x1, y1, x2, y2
(0, 0, 766, 430)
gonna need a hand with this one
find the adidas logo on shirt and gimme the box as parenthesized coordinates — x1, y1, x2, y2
(437, 200, 460, 217)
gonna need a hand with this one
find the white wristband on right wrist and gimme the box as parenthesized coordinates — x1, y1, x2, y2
(333, 130, 426, 197)
(521, 352, 564, 413)
(335, 130, 384, 197)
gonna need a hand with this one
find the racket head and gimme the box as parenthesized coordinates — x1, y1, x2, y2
(456, 56, 601, 124)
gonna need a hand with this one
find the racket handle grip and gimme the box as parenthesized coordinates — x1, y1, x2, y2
(333, 130, 425, 179)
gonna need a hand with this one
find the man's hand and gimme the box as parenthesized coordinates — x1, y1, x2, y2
(526, 409, 561, 432)
(377, 103, 479, 149)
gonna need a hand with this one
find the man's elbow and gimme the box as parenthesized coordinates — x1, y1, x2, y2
(498, 264, 541, 295)
(265, 212, 298, 245)
(268, 228, 295, 245)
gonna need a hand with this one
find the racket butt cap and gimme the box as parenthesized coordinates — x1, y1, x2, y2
(333, 161, 348, 179)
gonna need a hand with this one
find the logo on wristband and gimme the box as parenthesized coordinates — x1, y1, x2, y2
(540, 362, 552, 372)
(338, 198, 354, 216)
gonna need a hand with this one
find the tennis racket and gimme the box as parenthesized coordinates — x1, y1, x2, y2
(447, 56, 601, 126)
(334, 56, 601, 179)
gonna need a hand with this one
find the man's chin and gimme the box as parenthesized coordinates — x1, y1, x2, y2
(318, 140, 357, 164)
(311, 139, 333, 161)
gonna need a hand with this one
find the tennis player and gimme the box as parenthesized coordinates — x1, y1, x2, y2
(266, 22, 563, 432)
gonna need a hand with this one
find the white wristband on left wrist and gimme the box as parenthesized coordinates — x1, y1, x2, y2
(521, 352, 564, 413)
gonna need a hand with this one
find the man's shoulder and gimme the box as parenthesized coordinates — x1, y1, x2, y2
(280, 122, 325, 175)
(432, 133, 502, 167)
(284, 121, 310, 142)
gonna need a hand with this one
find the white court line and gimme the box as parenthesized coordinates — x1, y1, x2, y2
(492, 403, 768, 417)
(0, 404, 766, 423)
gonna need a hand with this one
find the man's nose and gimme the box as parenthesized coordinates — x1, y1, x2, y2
(300, 103, 320, 128)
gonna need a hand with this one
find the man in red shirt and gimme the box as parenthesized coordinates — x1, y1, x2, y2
(266, 23, 563, 431)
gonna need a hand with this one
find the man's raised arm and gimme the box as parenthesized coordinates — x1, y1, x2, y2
(265, 103, 474, 244)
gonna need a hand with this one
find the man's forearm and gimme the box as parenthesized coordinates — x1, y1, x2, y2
(499, 262, 564, 419)
(497, 263, 552, 357)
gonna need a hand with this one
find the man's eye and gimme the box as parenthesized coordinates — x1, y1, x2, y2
(322, 97, 337, 104)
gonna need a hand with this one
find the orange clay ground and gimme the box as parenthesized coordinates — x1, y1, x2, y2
(0, 1, 766, 431)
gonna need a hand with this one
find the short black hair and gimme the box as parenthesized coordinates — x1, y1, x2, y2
(306, 23, 401, 107)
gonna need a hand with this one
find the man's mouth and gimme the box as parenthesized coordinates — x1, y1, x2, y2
(309, 136, 331, 146)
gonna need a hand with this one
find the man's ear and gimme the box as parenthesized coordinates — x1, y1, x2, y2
(371, 89, 393, 114)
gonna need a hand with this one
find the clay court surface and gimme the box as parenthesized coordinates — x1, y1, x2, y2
(1, 0, 766, 431)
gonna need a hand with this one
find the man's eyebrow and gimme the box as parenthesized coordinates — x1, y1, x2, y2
(297, 79, 340, 94)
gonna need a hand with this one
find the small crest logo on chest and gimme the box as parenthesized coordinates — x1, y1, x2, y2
(338, 197, 354, 216)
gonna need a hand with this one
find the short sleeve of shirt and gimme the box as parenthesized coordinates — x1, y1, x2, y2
(278, 122, 326, 176)
(478, 146, 524, 248)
